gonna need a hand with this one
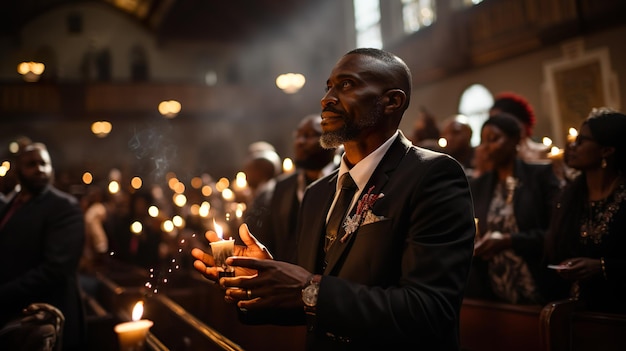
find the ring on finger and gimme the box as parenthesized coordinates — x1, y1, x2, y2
(247, 289, 252, 299)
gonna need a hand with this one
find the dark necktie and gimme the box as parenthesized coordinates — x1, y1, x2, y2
(324, 173, 357, 252)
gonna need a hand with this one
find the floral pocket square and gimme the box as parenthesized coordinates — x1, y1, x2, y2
(361, 210, 386, 226)
(340, 186, 384, 243)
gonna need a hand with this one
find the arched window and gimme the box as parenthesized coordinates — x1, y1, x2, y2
(353, 0, 382, 49)
(459, 84, 493, 146)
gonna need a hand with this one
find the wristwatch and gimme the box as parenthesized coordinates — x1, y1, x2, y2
(302, 274, 321, 314)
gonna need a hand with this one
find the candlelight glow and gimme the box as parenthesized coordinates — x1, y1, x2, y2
(191, 177, 203, 189)
(82, 172, 93, 184)
(131, 221, 142, 234)
(201, 185, 213, 197)
(542, 137, 552, 147)
(109, 180, 120, 194)
(282, 158, 294, 173)
(131, 176, 142, 189)
(172, 215, 184, 227)
(0, 166, 7, 177)
(438, 138, 447, 148)
(173, 193, 187, 207)
(213, 219, 224, 239)
(216, 178, 230, 192)
(132, 301, 144, 321)
(148, 205, 159, 217)
(162, 220, 174, 232)
(235, 172, 247, 188)
(222, 188, 234, 201)
(199, 202, 210, 217)
(567, 128, 578, 143)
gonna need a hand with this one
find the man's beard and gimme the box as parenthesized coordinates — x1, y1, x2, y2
(320, 99, 382, 149)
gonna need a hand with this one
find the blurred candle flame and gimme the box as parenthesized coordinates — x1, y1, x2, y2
(213, 219, 223, 239)
(132, 301, 144, 321)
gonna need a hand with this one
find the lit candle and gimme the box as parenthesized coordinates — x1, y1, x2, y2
(210, 220, 235, 278)
(114, 301, 153, 351)
(567, 127, 578, 144)
(547, 146, 564, 160)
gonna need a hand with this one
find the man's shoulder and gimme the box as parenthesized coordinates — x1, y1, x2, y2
(43, 186, 81, 207)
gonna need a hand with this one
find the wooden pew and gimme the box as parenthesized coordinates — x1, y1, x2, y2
(460, 298, 543, 351)
(540, 298, 626, 351)
(93, 261, 306, 351)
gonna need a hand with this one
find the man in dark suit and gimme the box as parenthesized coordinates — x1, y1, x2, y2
(0, 142, 86, 351)
(246, 114, 337, 263)
(192, 48, 475, 350)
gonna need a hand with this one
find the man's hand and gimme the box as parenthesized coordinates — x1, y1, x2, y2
(191, 223, 273, 281)
(220, 257, 312, 310)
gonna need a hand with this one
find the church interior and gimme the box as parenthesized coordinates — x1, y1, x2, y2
(1, 0, 626, 350)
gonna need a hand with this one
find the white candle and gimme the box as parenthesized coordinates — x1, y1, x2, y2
(114, 301, 153, 351)
(210, 220, 234, 278)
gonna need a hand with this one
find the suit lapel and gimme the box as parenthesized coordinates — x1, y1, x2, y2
(324, 134, 411, 275)
(298, 172, 338, 271)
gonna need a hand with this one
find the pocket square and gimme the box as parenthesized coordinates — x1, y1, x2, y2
(361, 210, 386, 226)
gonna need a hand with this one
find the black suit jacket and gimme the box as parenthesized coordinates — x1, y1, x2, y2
(291, 133, 475, 350)
(0, 185, 86, 350)
(247, 172, 301, 263)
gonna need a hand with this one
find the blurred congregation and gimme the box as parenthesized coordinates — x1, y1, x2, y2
(2, 0, 626, 351)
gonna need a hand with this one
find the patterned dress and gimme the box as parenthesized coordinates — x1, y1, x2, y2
(486, 179, 542, 304)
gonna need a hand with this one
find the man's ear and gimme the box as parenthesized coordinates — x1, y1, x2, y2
(383, 89, 407, 114)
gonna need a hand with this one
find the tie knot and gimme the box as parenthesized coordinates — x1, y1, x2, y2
(339, 173, 357, 190)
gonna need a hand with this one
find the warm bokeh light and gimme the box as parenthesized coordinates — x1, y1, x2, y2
(109, 180, 120, 194)
(9, 142, 19, 154)
(173, 182, 185, 194)
(131, 176, 143, 189)
(567, 127, 578, 143)
(158, 100, 182, 118)
(162, 220, 174, 232)
(276, 73, 306, 94)
(168, 177, 179, 190)
(17, 61, 45, 82)
(2, 161, 11, 171)
(190, 204, 200, 216)
(173, 193, 187, 207)
(216, 178, 230, 192)
(131, 221, 143, 234)
(235, 172, 247, 188)
(0, 165, 7, 177)
(82, 172, 93, 184)
(199, 201, 210, 217)
(222, 188, 234, 201)
(282, 158, 294, 173)
(438, 138, 447, 148)
(172, 215, 184, 227)
(191, 176, 203, 189)
(542, 137, 552, 147)
(201, 185, 213, 197)
(148, 205, 159, 218)
(91, 121, 113, 138)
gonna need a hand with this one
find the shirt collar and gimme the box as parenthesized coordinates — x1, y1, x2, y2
(337, 130, 399, 194)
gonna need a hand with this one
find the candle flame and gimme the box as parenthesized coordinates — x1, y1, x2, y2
(132, 301, 144, 321)
(213, 219, 223, 239)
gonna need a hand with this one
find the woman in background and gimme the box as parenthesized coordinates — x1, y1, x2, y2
(467, 113, 560, 304)
(545, 108, 626, 313)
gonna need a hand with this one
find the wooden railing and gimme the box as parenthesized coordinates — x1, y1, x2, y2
(459, 297, 626, 351)
(540, 298, 626, 351)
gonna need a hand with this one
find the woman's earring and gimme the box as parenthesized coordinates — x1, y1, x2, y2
(601, 157, 607, 169)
